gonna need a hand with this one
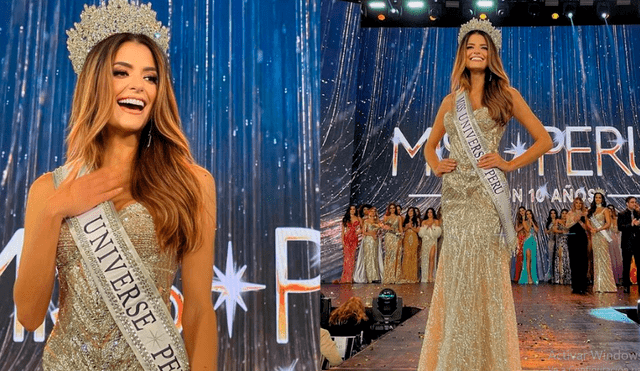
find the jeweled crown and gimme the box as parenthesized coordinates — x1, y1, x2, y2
(594, 187, 607, 196)
(458, 18, 502, 50)
(66, 0, 169, 74)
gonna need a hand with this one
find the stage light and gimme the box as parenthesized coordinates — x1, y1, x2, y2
(378, 14, 386, 20)
(371, 288, 403, 331)
(552, 12, 560, 19)
(596, 2, 610, 19)
(367, 1, 387, 10)
(496, 2, 508, 16)
(563, 2, 577, 18)
(406, 1, 427, 9)
(476, 0, 495, 9)
(429, 1, 443, 20)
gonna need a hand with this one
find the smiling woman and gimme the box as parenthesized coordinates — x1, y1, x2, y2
(13, 9, 218, 371)
(417, 18, 552, 370)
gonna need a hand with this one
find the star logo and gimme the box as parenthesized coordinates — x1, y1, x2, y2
(276, 359, 298, 371)
(212, 241, 266, 337)
(552, 129, 566, 148)
(143, 329, 166, 349)
(537, 183, 551, 201)
(504, 132, 528, 159)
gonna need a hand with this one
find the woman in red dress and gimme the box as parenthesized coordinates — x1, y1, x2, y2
(341, 205, 362, 283)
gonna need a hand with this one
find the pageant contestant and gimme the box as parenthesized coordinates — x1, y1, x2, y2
(566, 197, 590, 294)
(340, 205, 362, 283)
(419, 208, 441, 283)
(544, 209, 558, 281)
(588, 191, 617, 292)
(553, 209, 572, 285)
(398, 207, 420, 283)
(514, 206, 526, 281)
(617, 196, 640, 293)
(417, 18, 552, 370)
(13, 1, 217, 369)
(519, 209, 539, 284)
(382, 203, 403, 284)
(607, 205, 623, 284)
(359, 207, 384, 283)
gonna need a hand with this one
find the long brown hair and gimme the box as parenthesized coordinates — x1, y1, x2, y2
(329, 297, 368, 326)
(451, 31, 513, 126)
(66, 33, 203, 260)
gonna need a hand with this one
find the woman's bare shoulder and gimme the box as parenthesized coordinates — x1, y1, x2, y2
(441, 94, 455, 111)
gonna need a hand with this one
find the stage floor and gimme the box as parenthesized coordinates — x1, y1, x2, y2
(321, 283, 640, 371)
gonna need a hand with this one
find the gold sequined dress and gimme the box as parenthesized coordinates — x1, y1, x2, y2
(591, 211, 617, 292)
(418, 107, 521, 370)
(382, 217, 402, 284)
(42, 203, 180, 370)
(419, 224, 442, 283)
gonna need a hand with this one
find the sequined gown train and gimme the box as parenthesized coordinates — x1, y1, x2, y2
(43, 203, 179, 370)
(417, 107, 521, 370)
(591, 212, 617, 292)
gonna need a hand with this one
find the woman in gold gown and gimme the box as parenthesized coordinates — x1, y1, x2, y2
(360, 207, 383, 282)
(417, 19, 552, 370)
(14, 29, 217, 369)
(398, 207, 421, 283)
(382, 203, 403, 284)
(588, 192, 617, 292)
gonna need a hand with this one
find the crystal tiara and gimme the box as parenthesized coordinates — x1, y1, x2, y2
(458, 18, 502, 50)
(66, 0, 169, 74)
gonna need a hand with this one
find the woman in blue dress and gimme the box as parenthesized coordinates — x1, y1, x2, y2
(519, 209, 540, 284)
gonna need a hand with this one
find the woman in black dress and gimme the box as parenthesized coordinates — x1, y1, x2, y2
(566, 196, 591, 294)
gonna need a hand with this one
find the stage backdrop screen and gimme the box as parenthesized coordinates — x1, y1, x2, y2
(0, 0, 321, 370)
(320, 1, 640, 282)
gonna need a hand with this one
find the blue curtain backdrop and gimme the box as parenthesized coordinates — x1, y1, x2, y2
(0, 0, 321, 370)
(320, 0, 640, 282)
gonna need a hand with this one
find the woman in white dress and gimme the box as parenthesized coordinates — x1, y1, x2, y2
(419, 208, 441, 283)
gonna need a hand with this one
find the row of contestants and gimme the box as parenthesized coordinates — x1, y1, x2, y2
(340, 203, 443, 284)
(512, 192, 638, 293)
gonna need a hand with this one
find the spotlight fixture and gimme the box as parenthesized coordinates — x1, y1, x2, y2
(367, 0, 387, 10)
(476, 0, 495, 9)
(563, 1, 577, 18)
(371, 289, 403, 331)
(596, 1, 610, 19)
(406, 0, 427, 10)
(428, 0, 443, 20)
(496, 0, 509, 17)
(356, 0, 640, 27)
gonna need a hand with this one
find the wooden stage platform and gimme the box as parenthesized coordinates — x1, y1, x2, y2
(321, 283, 640, 371)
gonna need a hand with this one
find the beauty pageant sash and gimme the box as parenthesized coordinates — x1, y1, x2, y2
(452, 91, 517, 254)
(590, 215, 613, 242)
(53, 165, 189, 371)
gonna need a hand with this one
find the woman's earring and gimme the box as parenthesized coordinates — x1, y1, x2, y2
(489, 72, 492, 82)
(146, 121, 153, 148)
